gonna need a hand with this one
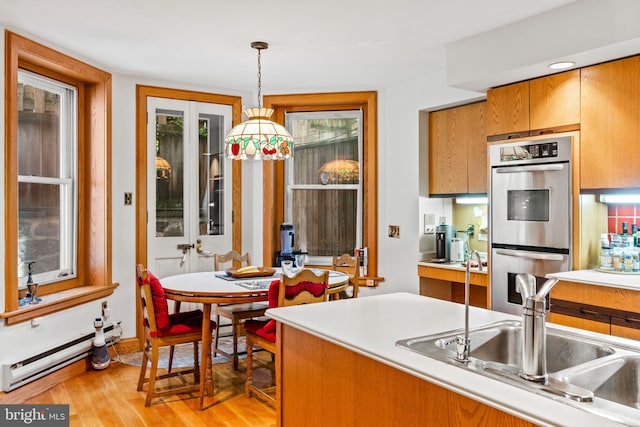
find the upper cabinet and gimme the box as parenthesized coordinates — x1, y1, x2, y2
(429, 101, 487, 196)
(581, 56, 640, 191)
(486, 70, 580, 141)
(486, 81, 529, 140)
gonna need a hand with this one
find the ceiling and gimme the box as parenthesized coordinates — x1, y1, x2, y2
(1, 0, 584, 96)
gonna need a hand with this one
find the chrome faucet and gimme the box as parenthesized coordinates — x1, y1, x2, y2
(455, 250, 483, 363)
(516, 273, 559, 383)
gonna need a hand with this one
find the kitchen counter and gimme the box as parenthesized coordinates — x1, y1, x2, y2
(418, 260, 488, 274)
(547, 269, 640, 291)
(268, 293, 624, 426)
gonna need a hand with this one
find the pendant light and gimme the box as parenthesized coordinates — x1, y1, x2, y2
(225, 41, 294, 160)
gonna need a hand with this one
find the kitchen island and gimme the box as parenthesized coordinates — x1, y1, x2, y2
(267, 293, 624, 427)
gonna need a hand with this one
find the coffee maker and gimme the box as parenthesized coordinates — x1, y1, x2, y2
(280, 223, 295, 256)
(434, 224, 456, 262)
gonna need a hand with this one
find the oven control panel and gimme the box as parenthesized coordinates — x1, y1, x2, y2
(500, 141, 558, 162)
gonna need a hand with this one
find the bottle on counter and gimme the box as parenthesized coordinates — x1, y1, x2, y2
(612, 247, 623, 271)
(633, 223, 639, 247)
(632, 248, 640, 272)
(599, 233, 613, 270)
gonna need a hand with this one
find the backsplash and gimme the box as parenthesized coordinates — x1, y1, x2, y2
(608, 204, 640, 234)
(452, 203, 488, 253)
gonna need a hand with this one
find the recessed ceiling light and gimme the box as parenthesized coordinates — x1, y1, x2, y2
(549, 61, 575, 70)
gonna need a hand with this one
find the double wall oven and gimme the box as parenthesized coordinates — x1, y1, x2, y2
(490, 136, 573, 315)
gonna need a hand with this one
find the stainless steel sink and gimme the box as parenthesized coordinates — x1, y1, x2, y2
(398, 320, 614, 373)
(561, 356, 640, 409)
(397, 320, 640, 425)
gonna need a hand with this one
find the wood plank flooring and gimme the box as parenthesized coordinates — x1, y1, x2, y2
(21, 352, 276, 427)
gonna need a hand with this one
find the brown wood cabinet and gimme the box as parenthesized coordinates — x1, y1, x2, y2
(487, 70, 580, 140)
(580, 55, 640, 190)
(278, 323, 535, 427)
(418, 264, 489, 308)
(549, 280, 640, 338)
(429, 101, 487, 195)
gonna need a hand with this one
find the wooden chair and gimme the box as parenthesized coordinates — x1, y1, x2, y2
(212, 250, 268, 370)
(244, 268, 329, 405)
(135, 264, 216, 406)
(332, 253, 361, 299)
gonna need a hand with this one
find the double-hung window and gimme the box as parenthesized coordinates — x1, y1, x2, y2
(17, 70, 78, 287)
(284, 110, 363, 264)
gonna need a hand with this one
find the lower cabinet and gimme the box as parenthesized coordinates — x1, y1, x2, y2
(549, 280, 640, 339)
(418, 265, 488, 308)
(278, 324, 535, 427)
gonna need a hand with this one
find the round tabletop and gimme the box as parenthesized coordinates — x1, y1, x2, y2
(162, 268, 349, 303)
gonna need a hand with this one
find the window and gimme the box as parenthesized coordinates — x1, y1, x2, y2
(284, 111, 363, 263)
(3, 31, 113, 321)
(262, 91, 379, 279)
(17, 70, 78, 286)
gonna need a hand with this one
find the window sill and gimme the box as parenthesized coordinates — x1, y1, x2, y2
(0, 284, 119, 326)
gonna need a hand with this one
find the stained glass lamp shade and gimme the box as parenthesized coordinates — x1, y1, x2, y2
(225, 107, 293, 160)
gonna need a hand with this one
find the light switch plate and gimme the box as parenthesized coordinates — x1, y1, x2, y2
(124, 192, 132, 205)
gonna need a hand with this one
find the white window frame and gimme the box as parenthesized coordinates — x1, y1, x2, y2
(284, 110, 363, 265)
(17, 70, 78, 287)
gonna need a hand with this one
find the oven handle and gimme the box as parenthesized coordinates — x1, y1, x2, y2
(495, 249, 566, 261)
(495, 164, 565, 173)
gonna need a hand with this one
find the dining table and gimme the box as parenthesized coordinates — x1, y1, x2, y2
(161, 268, 350, 409)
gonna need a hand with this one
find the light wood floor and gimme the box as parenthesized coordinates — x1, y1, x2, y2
(23, 352, 277, 427)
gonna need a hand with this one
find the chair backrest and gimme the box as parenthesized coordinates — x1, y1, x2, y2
(213, 250, 251, 271)
(279, 269, 329, 307)
(332, 253, 360, 298)
(136, 265, 157, 334)
(136, 264, 172, 334)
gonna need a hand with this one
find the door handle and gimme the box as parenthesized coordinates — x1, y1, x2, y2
(495, 249, 565, 261)
(176, 243, 195, 251)
(495, 164, 565, 173)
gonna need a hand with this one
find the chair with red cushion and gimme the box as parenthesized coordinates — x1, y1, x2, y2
(135, 264, 216, 406)
(244, 268, 329, 405)
(211, 250, 268, 370)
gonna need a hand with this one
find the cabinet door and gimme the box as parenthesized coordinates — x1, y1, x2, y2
(428, 108, 468, 195)
(581, 56, 640, 190)
(486, 81, 529, 139)
(429, 102, 487, 195)
(530, 70, 580, 134)
(465, 102, 487, 194)
(547, 312, 611, 335)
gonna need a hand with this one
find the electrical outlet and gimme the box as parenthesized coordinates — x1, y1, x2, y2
(101, 301, 108, 317)
(424, 213, 436, 234)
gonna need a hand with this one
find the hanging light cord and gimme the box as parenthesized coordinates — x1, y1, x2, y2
(256, 46, 262, 107)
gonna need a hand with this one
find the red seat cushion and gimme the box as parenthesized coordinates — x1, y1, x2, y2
(151, 309, 216, 338)
(245, 319, 276, 343)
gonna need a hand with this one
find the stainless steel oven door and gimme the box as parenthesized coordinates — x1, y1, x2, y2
(491, 247, 570, 315)
(491, 162, 570, 249)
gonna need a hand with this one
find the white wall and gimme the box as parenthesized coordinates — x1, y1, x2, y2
(0, 30, 484, 379)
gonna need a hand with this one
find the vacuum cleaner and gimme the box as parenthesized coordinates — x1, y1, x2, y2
(91, 316, 110, 370)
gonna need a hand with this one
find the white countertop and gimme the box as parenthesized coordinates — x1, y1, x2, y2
(547, 269, 640, 291)
(267, 293, 627, 427)
(418, 261, 488, 274)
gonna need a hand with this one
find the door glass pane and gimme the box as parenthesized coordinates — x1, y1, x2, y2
(198, 113, 225, 236)
(155, 109, 184, 237)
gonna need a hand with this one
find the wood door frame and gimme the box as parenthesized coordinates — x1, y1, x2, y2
(135, 85, 242, 343)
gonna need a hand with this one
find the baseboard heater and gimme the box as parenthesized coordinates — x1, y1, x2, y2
(2, 321, 121, 392)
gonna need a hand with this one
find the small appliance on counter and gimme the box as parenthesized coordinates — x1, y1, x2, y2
(433, 224, 456, 262)
(450, 238, 466, 262)
(275, 223, 307, 266)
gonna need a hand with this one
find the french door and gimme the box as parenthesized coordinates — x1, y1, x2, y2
(146, 97, 233, 279)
